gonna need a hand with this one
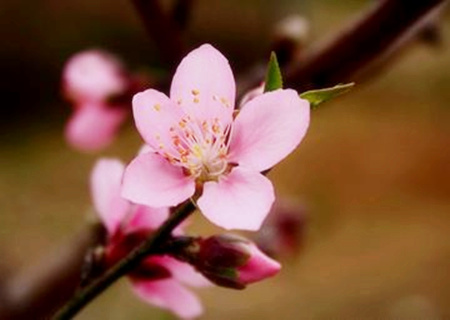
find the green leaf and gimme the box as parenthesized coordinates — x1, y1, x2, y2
(264, 52, 283, 92)
(300, 83, 355, 109)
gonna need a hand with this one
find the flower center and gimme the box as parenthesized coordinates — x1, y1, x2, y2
(166, 116, 231, 181)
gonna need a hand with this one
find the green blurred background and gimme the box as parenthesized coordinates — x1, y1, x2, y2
(0, 0, 450, 319)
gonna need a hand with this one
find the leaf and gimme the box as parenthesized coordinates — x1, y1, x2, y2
(300, 83, 355, 109)
(264, 52, 283, 92)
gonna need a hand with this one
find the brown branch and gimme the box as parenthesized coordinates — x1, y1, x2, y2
(131, 0, 186, 68)
(0, 223, 105, 320)
(284, 0, 446, 92)
(238, 0, 446, 96)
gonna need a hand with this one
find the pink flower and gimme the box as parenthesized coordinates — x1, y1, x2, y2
(193, 234, 281, 289)
(63, 50, 127, 103)
(122, 44, 310, 231)
(91, 158, 207, 319)
(62, 50, 129, 152)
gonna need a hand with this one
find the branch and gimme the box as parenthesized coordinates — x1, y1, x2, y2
(131, 0, 186, 67)
(0, 223, 105, 320)
(284, 0, 446, 91)
(238, 0, 446, 96)
(51, 201, 195, 320)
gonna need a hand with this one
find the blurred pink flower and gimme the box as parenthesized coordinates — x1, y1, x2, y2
(91, 158, 207, 319)
(63, 50, 127, 103)
(64, 102, 126, 152)
(254, 199, 307, 258)
(122, 44, 310, 231)
(194, 234, 281, 289)
(62, 50, 130, 152)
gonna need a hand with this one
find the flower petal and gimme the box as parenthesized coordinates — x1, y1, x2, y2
(125, 205, 170, 234)
(122, 153, 195, 208)
(90, 158, 129, 235)
(132, 89, 184, 156)
(153, 256, 211, 288)
(65, 103, 126, 152)
(237, 242, 281, 284)
(229, 89, 310, 172)
(130, 278, 203, 319)
(197, 167, 275, 231)
(170, 44, 235, 126)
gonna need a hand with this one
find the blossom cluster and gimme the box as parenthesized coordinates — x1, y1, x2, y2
(73, 44, 309, 318)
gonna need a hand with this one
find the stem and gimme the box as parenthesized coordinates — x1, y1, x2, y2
(51, 201, 195, 320)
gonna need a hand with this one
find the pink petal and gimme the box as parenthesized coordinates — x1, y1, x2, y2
(122, 153, 196, 208)
(237, 242, 281, 284)
(197, 167, 275, 231)
(229, 89, 310, 172)
(65, 103, 126, 152)
(63, 50, 127, 103)
(132, 89, 184, 156)
(126, 204, 187, 236)
(130, 278, 203, 319)
(90, 158, 129, 235)
(170, 44, 235, 126)
(125, 205, 170, 234)
(153, 256, 210, 288)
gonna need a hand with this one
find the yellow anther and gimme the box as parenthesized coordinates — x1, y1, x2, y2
(191, 89, 200, 96)
(153, 104, 161, 111)
(193, 98, 200, 104)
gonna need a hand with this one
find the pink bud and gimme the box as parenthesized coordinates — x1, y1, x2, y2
(63, 49, 128, 103)
(194, 234, 281, 289)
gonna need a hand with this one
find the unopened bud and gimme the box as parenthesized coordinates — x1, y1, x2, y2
(193, 234, 281, 290)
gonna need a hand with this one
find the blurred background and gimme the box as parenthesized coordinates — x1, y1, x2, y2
(0, 0, 450, 319)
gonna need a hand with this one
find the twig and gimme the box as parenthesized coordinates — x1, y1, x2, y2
(51, 201, 195, 320)
(131, 0, 186, 67)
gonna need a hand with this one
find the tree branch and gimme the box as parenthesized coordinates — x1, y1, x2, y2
(51, 201, 195, 320)
(284, 0, 446, 91)
(238, 0, 446, 96)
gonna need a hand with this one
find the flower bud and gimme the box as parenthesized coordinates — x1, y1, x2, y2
(193, 234, 281, 289)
